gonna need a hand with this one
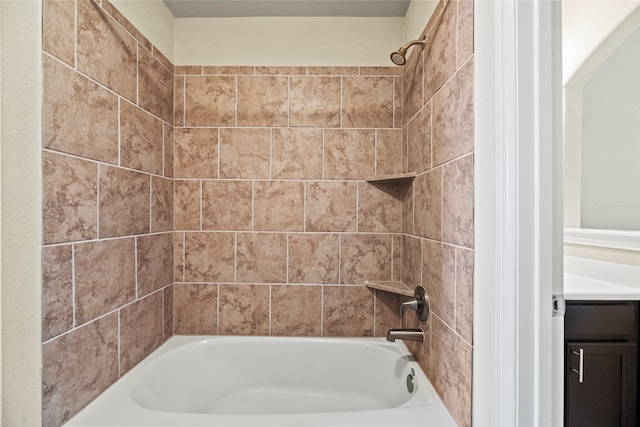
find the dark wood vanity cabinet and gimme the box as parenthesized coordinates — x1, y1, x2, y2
(564, 301, 639, 426)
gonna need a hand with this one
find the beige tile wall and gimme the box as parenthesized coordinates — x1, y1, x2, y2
(172, 64, 407, 338)
(41, 0, 474, 426)
(401, 0, 474, 426)
(41, 1, 174, 426)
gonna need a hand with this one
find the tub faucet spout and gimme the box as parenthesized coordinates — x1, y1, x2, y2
(386, 328, 424, 343)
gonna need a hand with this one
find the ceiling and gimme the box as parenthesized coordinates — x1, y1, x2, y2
(162, 0, 412, 18)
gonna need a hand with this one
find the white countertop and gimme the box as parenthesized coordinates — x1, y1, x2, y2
(563, 256, 640, 301)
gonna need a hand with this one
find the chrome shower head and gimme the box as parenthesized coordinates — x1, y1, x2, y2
(389, 35, 426, 66)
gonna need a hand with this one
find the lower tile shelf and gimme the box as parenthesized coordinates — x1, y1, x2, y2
(364, 280, 414, 297)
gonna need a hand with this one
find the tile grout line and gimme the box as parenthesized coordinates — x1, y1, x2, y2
(453, 247, 458, 333)
(72, 244, 77, 328)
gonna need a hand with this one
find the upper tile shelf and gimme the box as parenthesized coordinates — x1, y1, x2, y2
(364, 280, 414, 297)
(365, 172, 416, 183)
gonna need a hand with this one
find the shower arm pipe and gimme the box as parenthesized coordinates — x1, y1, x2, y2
(399, 36, 427, 53)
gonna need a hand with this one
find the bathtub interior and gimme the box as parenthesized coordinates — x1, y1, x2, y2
(131, 337, 423, 415)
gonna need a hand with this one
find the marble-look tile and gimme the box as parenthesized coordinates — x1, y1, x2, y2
(323, 286, 374, 336)
(340, 234, 392, 285)
(152, 47, 172, 71)
(414, 167, 442, 240)
(290, 76, 340, 127)
(456, 248, 474, 344)
(203, 66, 254, 75)
(392, 234, 402, 282)
(173, 283, 218, 334)
(254, 181, 304, 232)
(402, 181, 414, 234)
(42, 245, 73, 341)
(184, 232, 235, 282)
(407, 103, 431, 174)
(342, 77, 394, 128)
(271, 285, 322, 336)
(99, 165, 150, 238)
(43, 152, 97, 244)
(374, 290, 403, 337)
(185, 75, 236, 126)
(174, 232, 185, 282)
(402, 235, 421, 288)
(324, 129, 375, 180)
(74, 238, 135, 324)
(119, 292, 163, 374)
(394, 77, 404, 128)
(305, 181, 357, 232)
(433, 58, 474, 166)
(174, 128, 218, 179)
(443, 155, 474, 248)
(219, 284, 270, 335)
(43, 0, 75, 66)
(360, 67, 404, 76)
(138, 46, 174, 124)
(175, 66, 202, 75)
(256, 66, 306, 75)
(163, 285, 174, 339)
(272, 128, 323, 179)
(44, 55, 118, 164)
(431, 317, 472, 427)
(458, 0, 474, 66)
(77, 0, 136, 101)
(424, 1, 457, 102)
(174, 180, 200, 230)
(164, 124, 174, 178)
(219, 128, 270, 179)
(42, 313, 118, 427)
(202, 180, 252, 231)
(422, 240, 456, 326)
(236, 233, 287, 283)
(151, 176, 173, 232)
(403, 51, 424, 125)
(375, 129, 403, 177)
(404, 314, 431, 376)
(307, 66, 358, 75)
(137, 233, 173, 297)
(288, 234, 339, 284)
(174, 76, 185, 126)
(357, 182, 402, 233)
(120, 100, 164, 175)
(402, 127, 409, 173)
(237, 76, 288, 127)
(101, 0, 152, 51)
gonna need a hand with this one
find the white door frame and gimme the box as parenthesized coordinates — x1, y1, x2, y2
(474, 0, 561, 425)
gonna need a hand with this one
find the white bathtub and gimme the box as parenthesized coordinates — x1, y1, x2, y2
(65, 336, 456, 426)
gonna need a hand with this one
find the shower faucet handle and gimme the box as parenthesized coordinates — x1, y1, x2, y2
(401, 286, 429, 322)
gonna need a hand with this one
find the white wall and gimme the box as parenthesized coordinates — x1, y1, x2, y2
(580, 27, 639, 230)
(174, 16, 405, 66)
(0, 0, 43, 425)
(404, 0, 438, 41)
(110, 0, 175, 62)
(473, 0, 496, 423)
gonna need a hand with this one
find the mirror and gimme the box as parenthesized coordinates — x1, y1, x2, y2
(563, 3, 640, 248)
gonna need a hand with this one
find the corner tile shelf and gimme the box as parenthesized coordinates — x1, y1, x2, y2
(364, 280, 414, 297)
(365, 172, 416, 183)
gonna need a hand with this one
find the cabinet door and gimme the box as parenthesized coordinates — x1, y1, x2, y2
(566, 342, 636, 426)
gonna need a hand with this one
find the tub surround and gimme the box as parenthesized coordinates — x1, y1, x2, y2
(42, 1, 174, 426)
(41, 0, 474, 426)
